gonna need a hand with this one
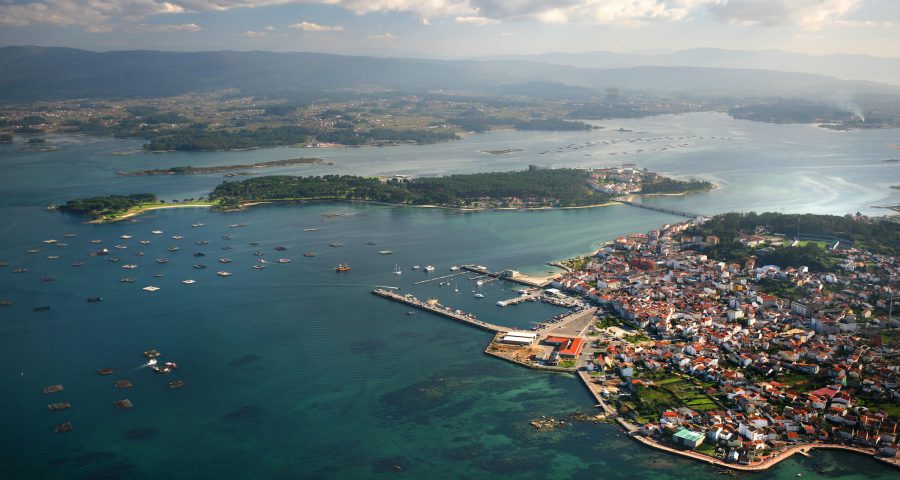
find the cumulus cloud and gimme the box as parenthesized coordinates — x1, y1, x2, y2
(241, 25, 275, 37)
(0, 0, 186, 28)
(289, 21, 344, 32)
(367, 32, 397, 40)
(132, 22, 202, 32)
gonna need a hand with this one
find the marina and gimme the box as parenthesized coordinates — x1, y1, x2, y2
(372, 288, 508, 333)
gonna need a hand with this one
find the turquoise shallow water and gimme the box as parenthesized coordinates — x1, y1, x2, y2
(1, 114, 898, 479)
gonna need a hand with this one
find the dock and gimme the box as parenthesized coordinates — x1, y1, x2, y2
(497, 292, 540, 306)
(411, 271, 466, 285)
(372, 288, 508, 333)
(460, 265, 551, 288)
(614, 198, 703, 219)
(577, 370, 617, 417)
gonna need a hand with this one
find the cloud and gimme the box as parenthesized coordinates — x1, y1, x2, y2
(241, 25, 275, 37)
(289, 21, 344, 32)
(0, 0, 878, 32)
(706, 0, 864, 30)
(367, 32, 397, 40)
(454, 16, 500, 26)
(132, 22, 202, 32)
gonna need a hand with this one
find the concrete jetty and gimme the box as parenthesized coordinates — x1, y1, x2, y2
(372, 288, 508, 332)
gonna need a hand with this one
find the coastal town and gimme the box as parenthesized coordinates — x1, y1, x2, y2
(375, 213, 900, 471)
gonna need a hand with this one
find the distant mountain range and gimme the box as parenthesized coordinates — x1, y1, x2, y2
(490, 48, 900, 86)
(0, 46, 897, 102)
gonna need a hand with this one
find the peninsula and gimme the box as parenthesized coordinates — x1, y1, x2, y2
(61, 166, 714, 221)
(373, 212, 900, 471)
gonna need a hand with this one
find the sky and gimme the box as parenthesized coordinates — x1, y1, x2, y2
(0, 0, 898, 58)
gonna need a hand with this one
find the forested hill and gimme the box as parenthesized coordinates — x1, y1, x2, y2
(209, 169, 611, 208)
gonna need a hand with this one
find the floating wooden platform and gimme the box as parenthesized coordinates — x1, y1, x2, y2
(168, 380, 187, 389)
(97, 368, 115, 375)
(114, 380, 133, 389)
(143, 349, 161, 358)
(42, 385, 64, 394)
(114, 399, 133, 409)
(48, 402, 71, 411)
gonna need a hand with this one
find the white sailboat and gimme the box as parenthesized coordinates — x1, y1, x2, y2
(393, 264, 402, 275)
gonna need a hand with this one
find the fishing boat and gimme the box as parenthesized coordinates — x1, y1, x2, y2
(182, 279, 196, 284)
(253, 265, 266, 270)
(219, 258, 232, 263)
(121, 235, 133, 239)
(195, 240, 208, 245)
(393, 264, 402, 275)
(217, 271, 232, 277)
(143, 286, 160, 292)
(277, 258, 291, 264)
(90, 240, 102, 244)
(303, 228, 318, 232)
(157, 258, 169, 264)
(424, 265, 435, 272)
(167, 246, 179, 252)
(151, 230, 162, 235)
(378, 250, 393, 255)
(193, 264, 207, 269)
(329, 243, 342, 247)
(172, 235, 183, 240)
(474, 293, 484, 298)
(335, 263, 351, 272)
(122, 264, 138, 269)
(191, 223, 204, 228)
(43, 239, 57, 244)
(303, 252, 316, 257)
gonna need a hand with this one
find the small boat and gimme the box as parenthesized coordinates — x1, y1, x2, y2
(182, 279, 196, 285)
(90, 239, 102, 244)
(168, 380, 187, 389)
(476, 280, 483, 286)
(217, 271, 232, 277)
(167, 246, 179, 252)
(378, 250, 393, 255)
(412, 265, 420, 270)
(474, 293, 484, 298)
(114, 244, 127, 249)
(249, 241, 260, 245)
(157, 258, 169, 264)
(96, 248, 110, 256)
(142, 286, 160, 292)
(195, 240, 208, 245)
(71, 262, 84, 267)
(152, 362, 178, 374)
(41, 276, 55, 282)
(424, 265, 435, 272)
(33, 305, 51, 311)
(193, 264, 207, 269)
(172, 235, 183, 240)
(43, 239, 57, 244)
(303, 252, 316, 257)
(277, 258, 291, 264)
(120, 278, 135, 283)
(194, 252, 205, 257)
(27, 248, 39, 254)
(0, 300, 12, 306)
(153, 273, 165, 278)
(393, 264, 402, 275)
(46, 255, 59, 260)
(13, 267, 27, 273)
(191, 223, 204, 228)
(449, 265, 460, 271)
(329, 243, 342, 247)
(122, 264, 138, 269)
(254, 252, 264, 256)
(221, 246, 232, 250)
(97, 368, 115, 375)
(406, 311, 415, 316)
(253, 265, 266, 270)
(139, 240, 151, 245)
(229, 224, 248, 228)
(219, 258, 232, 263)
(87, 297, 103, 303)
(335, 263, 351, 272)
(134, 252, 145, 257)
(54, 422, 74, 433)
(303, 228, 318, 232)
(64, 233, 77, 238)
(222, 235, 231, 240)
(121, 235, 133, 239)
(274, 246, 287, 251)
(151, 230, 162, 235)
